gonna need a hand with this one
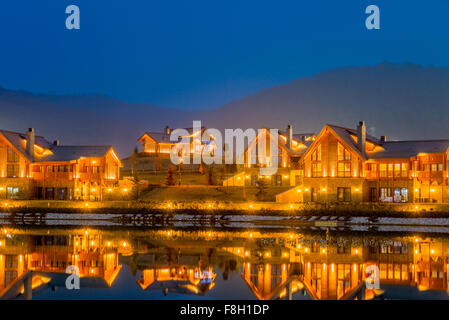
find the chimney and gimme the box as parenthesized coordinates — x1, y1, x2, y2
(26, 128, 35, 156)
(53, 140, 60, 146)
(286, 125, 293, 149)
(164, 125, 170, 135)
(357, 121, 366, 157)
(380, 136, 387, 143)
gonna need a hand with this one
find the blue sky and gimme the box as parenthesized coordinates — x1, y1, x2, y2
(0, 0, 448, 110)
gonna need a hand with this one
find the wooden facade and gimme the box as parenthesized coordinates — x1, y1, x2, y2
(0, 128, 122, 201)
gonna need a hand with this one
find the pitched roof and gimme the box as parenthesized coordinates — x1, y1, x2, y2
(326, 124, 381, 160)
(367, 140, 449, 159)
(0, 129, 120, 163)
(39, 145, 113, 162)
(0, 129, 54, 161)
(139, 127, 207, 144)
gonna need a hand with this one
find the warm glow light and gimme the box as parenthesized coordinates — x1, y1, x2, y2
(0, 187, 3, 191)
(3, 203, 7, 207)
(305, 248, 308, 253)
(91, 188, 96, 192)
(123, 241, 127, 247)
(208, 204, 212, 208)
(305, 188, 309, 192)
(322, 248, 326, 254)
(249, 204, 253, 208)
(249, 233, 253, 238)
(431, 249, 435, 254)
(237, 177, 241, 180)
(107, 188, 112, 192)
(91, 241, 94, 246)
(123, 188, 128, 192)
(415, 249, 418, 254)
(290, 204, 294, 208)
(415, 189, 419, 192)
(355, 249, 359, 254)
(284, 175, 288, 178)
(297, 189, 302, 193)
(85, 203, 89, 207)
(85, 230, 88, 235)
(322, 188, 326, 192)
(355, 188, 359, 192)
(167, 204, 171, 208)
(297, 244, 301, 249)
(431, 189, 435, 193)
(107, 241, 111, 247)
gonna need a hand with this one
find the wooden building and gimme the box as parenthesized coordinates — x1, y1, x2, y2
(277, 121, 449, 203)
(0, 128, 122, 200)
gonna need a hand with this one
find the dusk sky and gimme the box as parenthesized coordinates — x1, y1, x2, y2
(0, 0, 448, 110)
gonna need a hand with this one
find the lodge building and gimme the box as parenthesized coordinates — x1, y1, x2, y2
(223, 121, 449, 204)
(0, 128, 122, 200)
(292, 121, 449, 203)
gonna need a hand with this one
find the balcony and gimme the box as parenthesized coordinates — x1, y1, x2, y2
(79, 172, 103, 181)
(416, 171, 444, 181)
(32, 172, 73, 181)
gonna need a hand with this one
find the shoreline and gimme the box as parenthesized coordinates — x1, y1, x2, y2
(0, 200, 448, 218)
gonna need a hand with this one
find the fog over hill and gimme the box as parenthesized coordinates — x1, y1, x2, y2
(1, 62, 449, 157)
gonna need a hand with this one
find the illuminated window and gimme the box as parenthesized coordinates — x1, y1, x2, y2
(337, 162, 351, 177)
(311, 144, 321, 161)
(337, 187, 351, 202)
(6, 164, 19, 178)
(7, 147, 19, 163)
(337, 143, 351, 161)
(312, 163, 322, 177)
(337, 143, 351, 177)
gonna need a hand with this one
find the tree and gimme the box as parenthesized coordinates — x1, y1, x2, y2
(207, 165, 216, 185)
(130, 146, 139, 176)
(166, 165, 176, 186)
(256, 177, 268, 201)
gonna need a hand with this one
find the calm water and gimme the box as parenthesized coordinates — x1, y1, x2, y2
(0, 212, 448, 300)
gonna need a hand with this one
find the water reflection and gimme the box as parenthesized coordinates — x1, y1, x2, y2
(0, 226, 447, 300)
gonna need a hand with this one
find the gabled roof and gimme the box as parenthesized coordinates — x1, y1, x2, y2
(367, 139, 449, 159)
(0, 129, 53, 162)
(39, 145, 113, 162)
(305, 123, 449, 161)
(0, 129, 122, 165)
(138, 127, 207, 144)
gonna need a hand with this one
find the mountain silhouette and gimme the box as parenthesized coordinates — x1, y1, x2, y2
(1, 62, 448, 157)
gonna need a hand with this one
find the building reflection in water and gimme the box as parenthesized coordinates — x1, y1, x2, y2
(0, 227, 447, 300)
